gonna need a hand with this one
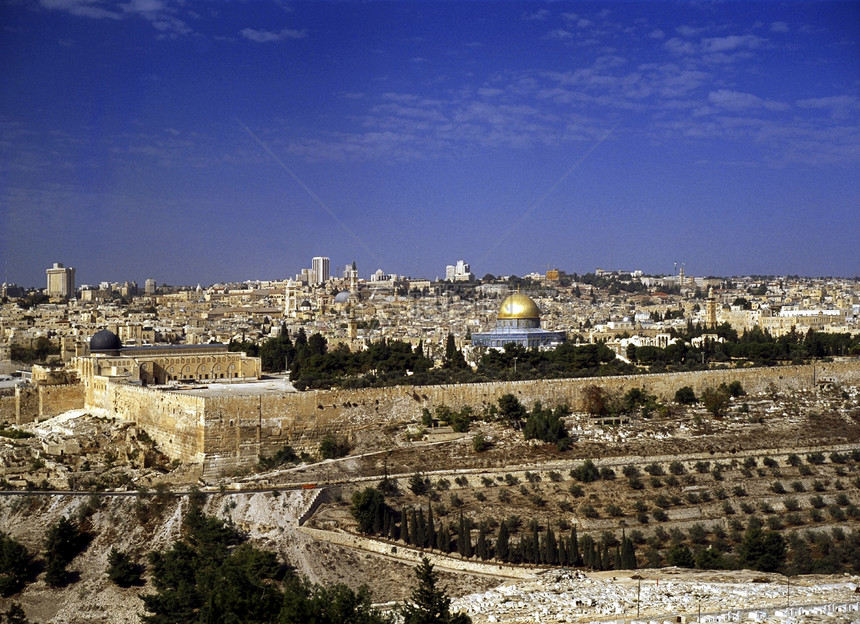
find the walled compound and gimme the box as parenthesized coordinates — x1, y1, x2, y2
(3, 357, 859, 476)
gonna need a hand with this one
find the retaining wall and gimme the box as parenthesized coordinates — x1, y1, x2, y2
(95, 360, 860, 474)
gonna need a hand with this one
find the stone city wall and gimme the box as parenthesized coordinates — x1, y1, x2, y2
(196, 360, 860, 473)
(0, 389, 15, 423)
(86, 360, 860, 473)
(9, 384, 84, 425)
(108, 384, 206, 463)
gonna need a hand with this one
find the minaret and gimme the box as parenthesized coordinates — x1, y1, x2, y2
(349, 260, 359, 293)
(706, 287, 718, 329)
(679, 265, 685, 289)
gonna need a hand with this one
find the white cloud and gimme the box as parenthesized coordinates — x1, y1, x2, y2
(770, 21, 789, 33)
(797, 95, 858, 120)
(701, 34, 766, 53)
(39, 0, 121, 20)
(40, 0, 190, 34)
(239, 27, 306, 43)
(649, 29, 664, 39)
(523, 9, 550, 21)
(664, 37, 696, 56)
(676, 24, 704, 38)
(545, 29, 573, 41)
(708, 89, 789, 111)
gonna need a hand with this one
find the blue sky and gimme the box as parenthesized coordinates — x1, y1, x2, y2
(1, 1, 858, 288)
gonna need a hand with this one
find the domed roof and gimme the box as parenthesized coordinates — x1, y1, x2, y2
(333, 291, 351, 304)
(498, 293, 541, 320)
(90, 329, 122, 352)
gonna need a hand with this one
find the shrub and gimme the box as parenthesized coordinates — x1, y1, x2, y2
(806, 452, 825, 465)
(600, 467, 616, 481)
(791, 481, 806, 492)
(812, 480, 826, 492)
(694, 461, 710, 474)
(548, 470, 562, 482)
(568, 484, 584, 498)
(771, 481, 786, 494)
(808, 495, 826, 509)
(733, 485, 747, 497)
(571, 460, 600, 483)
(652, 509, 668, 522)
(786, 453, 802, 466)
(798, 465, 813, 476)
(674, 386, 697, 404)
(669, 461, 686, 475)
(319, 434, 350, 460)
(622, 465, 640, 478)
(644, 463, 665, 476)
(628, 477, 644, 490)
(472, 434, 490, 453)
(783, 497, 801, 511)
(580, 504, 599, 519)
(606, 504, 623, 517)
(722, 501, 735, 515)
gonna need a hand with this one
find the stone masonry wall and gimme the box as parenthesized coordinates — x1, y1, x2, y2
(108, 384, 206, 463)
(197, 360, 860, 473)
(10, 384, 84, 425)
(0, 390, 16, 424)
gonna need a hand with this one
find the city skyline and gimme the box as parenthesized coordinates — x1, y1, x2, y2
(2, 1, 858, 288)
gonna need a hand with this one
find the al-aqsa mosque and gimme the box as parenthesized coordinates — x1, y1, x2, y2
(470, 292, 565, 349)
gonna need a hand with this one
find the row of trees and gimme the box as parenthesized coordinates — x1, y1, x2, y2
(632, 324, 860, 368)
(351, 488, 639, 570)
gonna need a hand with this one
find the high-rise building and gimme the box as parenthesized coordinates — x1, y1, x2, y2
(312, 256, 330, 285)
(145, 278, 157, 295)
(445, 259, 473, 282)
(46, 262, 75, 298)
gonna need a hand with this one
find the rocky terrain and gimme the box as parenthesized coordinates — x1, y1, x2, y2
(1, 382, 859, 622)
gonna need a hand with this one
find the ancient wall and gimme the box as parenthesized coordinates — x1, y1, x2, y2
(108, 384, 206, 463)
(0, 389, 15, 423)
(198, 360, 860, 473)
(89, 360, 860, 474)
(8, 384, 84, 424)
(37, 384, 84, 420)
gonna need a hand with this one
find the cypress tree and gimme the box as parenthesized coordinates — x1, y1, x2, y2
(558, 539, 568, 567)
(569, 526, 580, 566)
(401, 510, 409, 544)
(544, 526, 558, 565)
(427, 502, 436, 550)
(410, 509, 419, 546)
(416, 508, 426, 548)
(462, 517, 473, 559)
(476, 524, 488, 561)
(620, 531, 637, 570)
(495, 522, 510, 562)
(388, 510, 398, 541)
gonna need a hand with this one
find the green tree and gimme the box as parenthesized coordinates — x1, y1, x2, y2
(666, 543, 695, 568)
(674, 386, 697, 405)
(497, 394, 527, 429)
(350, 488, 388, 535)
(43, 516, 90, 587)
(400, 557, 472, 624)
(701, 386, 731, 417)
(319, 434, 350, 460)
(738, 519, 786, 573)
(0, 532, 33, 597)
(106, 547, 143, 587)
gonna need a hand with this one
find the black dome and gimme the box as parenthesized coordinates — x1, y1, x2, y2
(90, 329, 122, 352)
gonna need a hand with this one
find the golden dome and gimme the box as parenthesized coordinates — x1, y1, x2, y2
(497, 293, 541, 320)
